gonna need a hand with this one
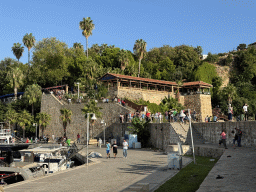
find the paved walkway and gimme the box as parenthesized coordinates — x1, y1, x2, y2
(3, 146, 192, 192)
(197, 145, 256, 192)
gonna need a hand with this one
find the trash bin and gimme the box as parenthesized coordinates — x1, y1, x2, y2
(167, 153, 182, 170)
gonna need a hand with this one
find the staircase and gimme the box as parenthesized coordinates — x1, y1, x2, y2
(186, 126, 205, 145)
(170, 122, 190, 144)
(212, 107, 228, 121)
(170, 122, 205, 145)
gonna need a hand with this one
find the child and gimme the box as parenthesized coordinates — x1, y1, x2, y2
(106, 141, 111, 158)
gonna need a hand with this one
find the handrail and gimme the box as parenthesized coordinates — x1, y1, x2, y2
(124, 99, 147, 112)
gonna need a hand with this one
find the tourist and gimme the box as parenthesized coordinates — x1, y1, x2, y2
(213, 115, 217, 122)
(159, 113, 163, 123)
(111, 141, 118, 159)
(231, 128, 238, 147)
(123, 139, 129, 158)
(77, 133, 80, 143)
(106, 141, 111, 158)
(168, 110, 171, 122)
(98, 138, 102, 148)
(155, 112, 159, 123)
(128, 112, 132, 122)
(205, 115, 208, 122)
(219, 130, 228, 149)
(237, 128, 243, 147)
(228, 104, 233, 121)
(243, 104, 248, 121)
(180, 110, 185, 123)
(119, 114, 123, 123)
(165, 111, 168, 121)
(193, 110, 197, 121)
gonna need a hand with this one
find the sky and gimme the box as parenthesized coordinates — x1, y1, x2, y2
(0, 0, 255, 64)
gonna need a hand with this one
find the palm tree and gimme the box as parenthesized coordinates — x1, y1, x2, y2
(223, 84, 237, 105)
(24, 84, 42, 117)
(117, 49, 129, 71)
(73, 42, 84, 49)
(82, 100, 102, 138)
(79, 17, 95, 58)
(60, 108, 72, 137)
(133, 39, 147, 77)
(4, 107, 17, 132)
(22, 33, 36, 66)
(7, 66, 24, 100)
(175, 80, 183, 102)
(36, 112, 51, 138)
(17, 110, 32, 139)
(11, 43, 24, 61)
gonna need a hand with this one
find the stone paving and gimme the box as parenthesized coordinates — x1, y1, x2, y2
(197, 145, 256, 192)
(3, 145, 192, 192)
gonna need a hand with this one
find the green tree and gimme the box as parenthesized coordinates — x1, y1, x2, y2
(194, 46, 203, 59)
(128, 117, 150, 148)
(36, 112, 51, 137)
(32, 37, 70, 86)
(4, 107, 17, 132)
(160, 97, 183, 113)
(23, 33, 36, 66)
(11, 43, 24, 61)
(117, 49, 129, 71)
(60, 108, 72, 137)
(79, 17, 95, 58)
(24, 84, 42, 117)
(225, 54, 233, 66)
(193, 62, 217, 84)
(133, 39, 147, 77)
(221, 84, 237, 105)
(205, 52, 219, 63)
(7, 66, 24, 100)
(237, 44, 246, 51)
(17, 110, 32, 139)
(82, 100, 102, 119)
(73, 42, 84, 50)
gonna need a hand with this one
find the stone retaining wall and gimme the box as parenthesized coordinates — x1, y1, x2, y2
(192, 121, 256, 146)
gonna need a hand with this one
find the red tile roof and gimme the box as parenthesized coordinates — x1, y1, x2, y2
(183, 81, 212, 87)
(100, 73, 212, 87)
(103, 73, 178, 86)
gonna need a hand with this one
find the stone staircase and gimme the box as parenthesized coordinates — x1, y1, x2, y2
(169, 122, 205, 145)
(186, 126, 206, 145)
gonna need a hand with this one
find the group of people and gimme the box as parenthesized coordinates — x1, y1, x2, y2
(105, 139, 129, 159)
(119, 109, 197, 124)
(219, 128, 243, 149)
(227, 103, 249, 121)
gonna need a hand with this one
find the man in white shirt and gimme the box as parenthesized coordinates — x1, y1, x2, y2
(243, 103, 248, 121)
(123, 140, 129, 158)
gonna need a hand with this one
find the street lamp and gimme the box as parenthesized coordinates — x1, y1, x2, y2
(188, 109, 196, 164)
(101, 120, 106, 145)
(87, 113, 97, 167)
(33, 123, 37, 140)
(76, 82, 80, 102)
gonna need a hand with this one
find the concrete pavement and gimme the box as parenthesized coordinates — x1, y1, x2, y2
(3, 145, 192, 192)
(197, 145, 256, 192)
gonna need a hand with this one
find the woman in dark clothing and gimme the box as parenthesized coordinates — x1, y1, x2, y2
(112, 141, 118, 159)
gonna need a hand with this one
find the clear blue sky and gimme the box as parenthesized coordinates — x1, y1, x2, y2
(0, 0, 255, 64)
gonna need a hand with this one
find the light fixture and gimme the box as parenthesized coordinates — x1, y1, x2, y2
(91, 114, 97, 120)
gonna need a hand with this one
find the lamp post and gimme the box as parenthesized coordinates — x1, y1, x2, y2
(101, 120, 106, 145)
(76, 82, 80, 102)
(188, 109, 196, 164)
(33, 123, 37, 140)
(87, 113, 97, 167)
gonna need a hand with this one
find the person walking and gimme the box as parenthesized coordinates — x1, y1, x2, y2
(112, 141, 118, 159)
(98, 138, 102, 148)
(237, 128, 243, 147)
(232, 128, 238, 147)
(243, 104, 248, 121)
(228, 104, 233, 121)
(219, 130, 228, 149)
(123, 139, 129, 158)
(77, 133, 80, 143)
(106, 141, 111, 158)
